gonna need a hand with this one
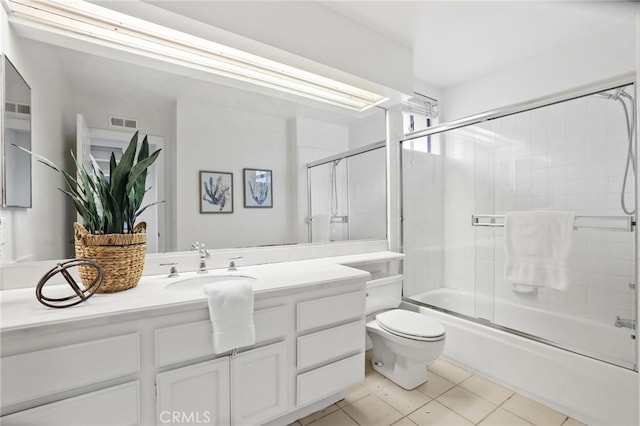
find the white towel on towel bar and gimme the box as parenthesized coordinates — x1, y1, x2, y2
(504, 210, 575, 291)
(203, 280, 255, 354)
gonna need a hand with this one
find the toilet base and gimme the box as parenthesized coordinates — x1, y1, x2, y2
(367, 318, 445, 390)
(370, 356, 428, 390)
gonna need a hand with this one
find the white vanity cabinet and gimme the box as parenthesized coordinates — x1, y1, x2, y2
(154, 305, 289, 426)
(1, 265, 372, 426)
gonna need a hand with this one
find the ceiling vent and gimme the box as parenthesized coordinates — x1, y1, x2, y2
(109, 115, 138, 130)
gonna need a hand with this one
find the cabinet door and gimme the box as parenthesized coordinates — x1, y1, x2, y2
(156, 358, 230, 426)
(231, 341, 288, 425)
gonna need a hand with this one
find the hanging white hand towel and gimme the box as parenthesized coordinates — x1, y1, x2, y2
(504, 210, 575, 291)
(203, 279, 255, 354)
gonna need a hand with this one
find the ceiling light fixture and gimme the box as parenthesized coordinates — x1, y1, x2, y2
(5, 0, 388, 111)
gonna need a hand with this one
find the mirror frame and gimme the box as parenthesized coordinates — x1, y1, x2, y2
(1, 54, 32, 208)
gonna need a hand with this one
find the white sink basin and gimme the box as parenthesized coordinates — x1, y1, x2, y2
(164, 274, 256, 292)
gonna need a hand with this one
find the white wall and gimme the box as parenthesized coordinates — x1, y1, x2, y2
(441, 19, 636, 121)
(0, 25, 70, 263)
(348, 109, 386, 149)
(176, 94, 296, 250)
(68, 80, 175, 253)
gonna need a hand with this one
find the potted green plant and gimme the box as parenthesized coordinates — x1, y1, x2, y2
(32, 131, 161, 292)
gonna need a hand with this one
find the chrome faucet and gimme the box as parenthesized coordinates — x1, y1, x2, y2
(191, 242, 210, 274)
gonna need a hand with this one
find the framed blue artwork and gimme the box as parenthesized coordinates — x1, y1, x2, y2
(200, 171, 233, 213)
(243, 168, 272, 208)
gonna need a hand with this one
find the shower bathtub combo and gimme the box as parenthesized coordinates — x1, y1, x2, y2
(400, 78, 638, 425)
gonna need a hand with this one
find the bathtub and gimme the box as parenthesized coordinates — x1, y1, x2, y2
(409, 287, 636, 369)
(403, 289, 639, 426)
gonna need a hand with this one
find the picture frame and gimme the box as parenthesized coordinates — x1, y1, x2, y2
(200, 171, 233, 213)
(243, 168, 272, 208)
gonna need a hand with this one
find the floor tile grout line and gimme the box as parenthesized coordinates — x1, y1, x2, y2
(303, 360, 580, 426)
(498, 394, 569, 426)
(475, 403, 506, 426)
(339, 406, 360, 426)
(342, 391, 406, 426)
(456, 375, 516, 406)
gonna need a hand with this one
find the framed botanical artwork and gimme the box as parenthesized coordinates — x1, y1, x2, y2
(243, 168, 272, 208)
(200, 171, 233, 213)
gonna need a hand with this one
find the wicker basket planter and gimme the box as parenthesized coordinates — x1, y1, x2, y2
(74, 222, 147, 293)
(26, 131, 160, 295)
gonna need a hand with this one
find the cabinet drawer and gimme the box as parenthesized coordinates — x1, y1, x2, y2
(297, 353, 364, 407)
(297, 320, 364, 370)
(155, 305, 287, 367)
(1, 381, 140, 426)
(1, 334, 140, 408)
(296, 290, 364, 332)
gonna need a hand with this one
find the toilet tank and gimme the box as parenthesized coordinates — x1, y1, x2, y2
(365, 275, 403, 315)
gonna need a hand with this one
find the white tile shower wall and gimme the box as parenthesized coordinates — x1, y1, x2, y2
(455, 91, 637, 328)
(401, 147, 445, 298)
(347, 148, 386, 241)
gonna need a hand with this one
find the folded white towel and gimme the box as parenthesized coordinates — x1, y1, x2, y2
(504, 210, 575, 291)
(202, 280, 255, 354)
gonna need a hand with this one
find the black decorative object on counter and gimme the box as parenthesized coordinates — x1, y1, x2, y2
(35, 259, 104, 308)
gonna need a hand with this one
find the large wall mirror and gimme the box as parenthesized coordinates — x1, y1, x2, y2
(1, 55, 32, 208)
(0, 35, 388, 263)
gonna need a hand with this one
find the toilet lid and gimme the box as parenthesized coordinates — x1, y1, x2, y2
(376, 309, 445, 340)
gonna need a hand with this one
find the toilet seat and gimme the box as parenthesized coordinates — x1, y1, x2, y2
(376, 309, 445, 342)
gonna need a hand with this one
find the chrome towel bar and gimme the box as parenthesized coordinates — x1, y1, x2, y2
(471, 214, 636, 232)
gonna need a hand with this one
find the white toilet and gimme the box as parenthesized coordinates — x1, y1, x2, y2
(365, 277, 445, 390)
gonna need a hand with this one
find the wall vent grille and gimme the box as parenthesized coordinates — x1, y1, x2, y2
(5, 102, 30, 116)
(109, 116, 138, 130)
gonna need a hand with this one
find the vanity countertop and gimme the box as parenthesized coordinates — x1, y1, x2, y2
(0, 251, 403, 333)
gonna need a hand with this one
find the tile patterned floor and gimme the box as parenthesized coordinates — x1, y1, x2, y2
(291, 354, 585, 426)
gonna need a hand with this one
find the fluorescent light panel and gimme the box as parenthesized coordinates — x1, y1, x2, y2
(7, 0, 388, 111)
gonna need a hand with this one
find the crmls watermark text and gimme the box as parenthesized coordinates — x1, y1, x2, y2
(159, 411, 211, 424)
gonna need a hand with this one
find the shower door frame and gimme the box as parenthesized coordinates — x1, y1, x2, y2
(399, 72, 638, 371)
